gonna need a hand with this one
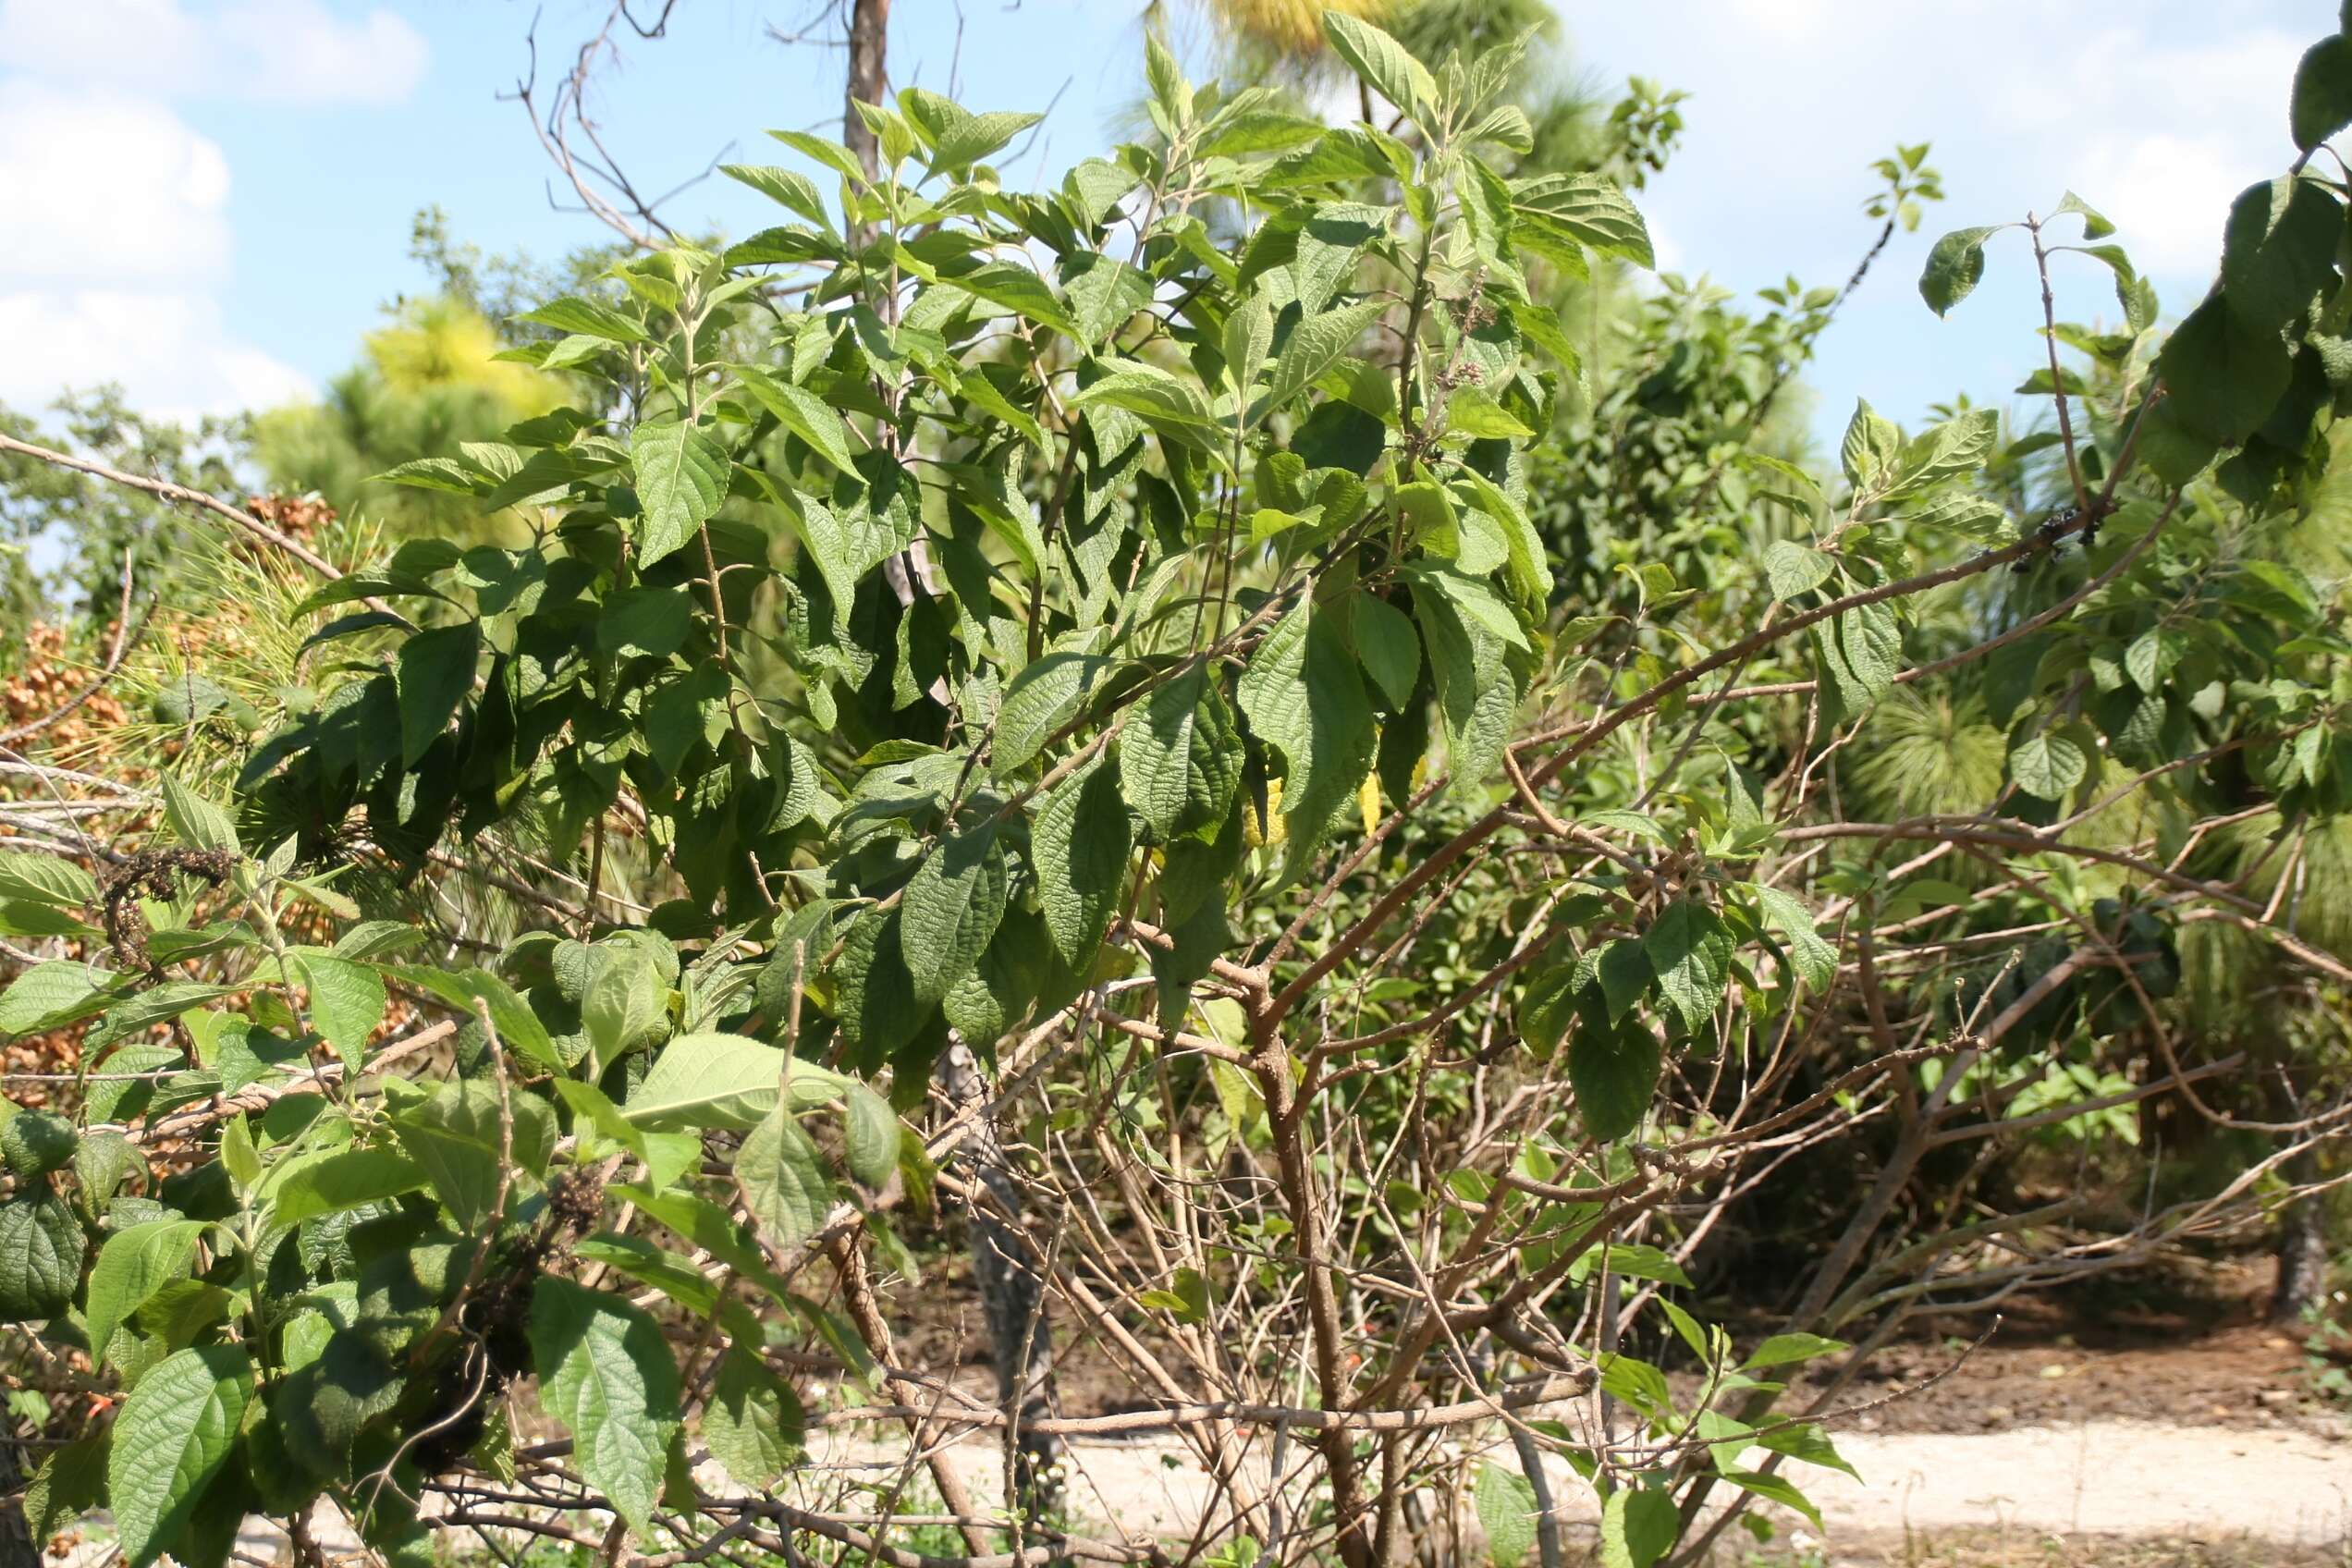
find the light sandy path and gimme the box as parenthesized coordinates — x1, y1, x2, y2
(72, 1417, 2349, 1564)
(811, 1418, 2352, 1550)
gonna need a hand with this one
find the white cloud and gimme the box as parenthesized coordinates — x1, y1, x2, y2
(1561, 0, 2323, 441)
(0, 0, 407, 420)
(2021, 23, 2304, 276)
(0, 83, 298, 417)
(0, 82, 231, 285)
(0, 0, 427, 104)
(0, 288, 310, 421)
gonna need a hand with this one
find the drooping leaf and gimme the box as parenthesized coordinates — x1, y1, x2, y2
(898, 822, 1009, 1008)
(531, 1278, 680, 1536)
(1599, 1487, 1680, 1568)
(0, 1194, 82, 1323)
(107, 1344, 251, 1568)
(1918, 225, 2001, 316)
(735, 1096, 834, 1250)
(842, 1081, 900, 1188)
(703, 1346, 802, 1488)
(1476, 1461, 1540, 1568)
(1321, 10, 1437, 118)
(2158, 292, 2294, 446)
(394, 621, 479, 766)
(2007, 730, 2089, 801)
(631, 419, 730, 566)
(83, 1219, 204, 1366)
(1032, 758, 1133, 968)
(624, 1033, 850, 1133)
(297, 953, 386, 1073)
(2291, 33, 2352, 151)
(1571, 1021, 1662, 1143)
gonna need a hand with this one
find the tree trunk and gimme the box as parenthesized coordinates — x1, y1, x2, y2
(842, 0, 892, 180)
(0, 1425, 42, 1568)
(937, 1040, 1060, 1524)
(2272, 1141, 2331, 1325)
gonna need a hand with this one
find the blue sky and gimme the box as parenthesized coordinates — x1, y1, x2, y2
(0, 0, 2334, 456)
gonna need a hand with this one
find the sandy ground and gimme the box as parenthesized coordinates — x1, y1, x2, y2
(58, 1415, 2351, 1564)
(810, 1418, 2352, 1549)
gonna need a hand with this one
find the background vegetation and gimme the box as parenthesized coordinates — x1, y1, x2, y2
(0, 3, 2346, 1566)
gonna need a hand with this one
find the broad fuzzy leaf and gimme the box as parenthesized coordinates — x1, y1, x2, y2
(531, 1278, 680, 1536)
(107, 1344, 251, 1568)
(630, 419, 730, 566)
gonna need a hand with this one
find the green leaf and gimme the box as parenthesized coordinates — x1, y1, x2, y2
(899, 823, 1009, 1008)
(1443, 386, 1532, 439)
(2051, 190, 2114, 239)
(1476, 1461, 1540, 1568)
(1839, 398, 1903, 493)
(520, 296, 650, 344)
(391, 1080, 557, 1228)
(267, 1147, 426, 1227)
(1322, 10, 1437, 118)
(393, 620, 479, 766)
(736, 1095, 833, 1250)
(703, 1346, 802, 1488)
(735, 364, 859, 476)
(1718, 1469, 1822, 1530)
(0, 1194, 82, 1323)
(719, 164, 829, 227)
(1121, 668, 1206, 843)
(1352, 593, 1422, 710)
(1060, 253, 1156, 345)
(0, 962, 117, 1037)
(843, 1082, 900, 1188)
(929, 107, 1044, 172)
(1419, 582, 1519, 802)
(2222, 176, 2342, 334)
(1752, 1421, 1860, 1481)
(297, 953, 386, 1072)
(2291, 34, 2352, 151)
(1813, 600, 1902, 723)
(1599, 1487, 1679, 1568)
(386, 965, 560, 1072)
(1237, 598, 1376, 864)
(1745, 1331, 1849, 1370)
(598, 585, 694, 660)
(1646, 899, 1731, 1032)
(1763, 541, 1832, 601)
(84, 1219, 204, 1366)
(946, 261, 1082, 338)
(624, 1032, 850, 1133)
(1513, 174, 1654, 267)
(531, 1277, 680, 1537)
(583, 953, 666, 1071)
(0, 850, 95, 907)
(160, 775, 239, 855)
(993, 653, 1109, 778)
(767, 128, 867, 185)
(1919, 225, 2000, 315)
(1031, 758, 1132, 968)
(631, 419, 730, 566)
(1753, 886, 1837, 992)
(1071, 362, 1219, 434)
(1570, 1022, 1661, 1144)
(106, 1344, 251, 1568)
(2007, 730, 2088, 801)
(1261, 300, 1384, 417)
(25, 1432, 106, 1545)
(2158, 292, 2294, 446)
